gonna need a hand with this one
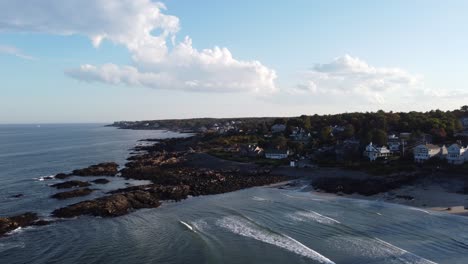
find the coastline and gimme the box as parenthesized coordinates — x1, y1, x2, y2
(272, 166, 468, 216)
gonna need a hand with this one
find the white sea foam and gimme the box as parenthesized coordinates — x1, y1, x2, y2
(34, 175, 55, 181)
(288, 211, 340, 225)
(217, 216, 335, 264)
(328, 236, 437, 264)
(252, 196, 268, 201)
(191, 219, 209, 232)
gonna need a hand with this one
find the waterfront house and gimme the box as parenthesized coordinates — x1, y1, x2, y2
(265, 149, 289, 159)
(363, 143, 391, 161)
(446, 144, 467, 164)
(388, 135, 401, 153)
(413, 144, 442, 163)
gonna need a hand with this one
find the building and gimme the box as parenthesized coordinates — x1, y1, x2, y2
(446, 144, 467, 164)
(461, 117, 468, 130)
(265, 149, 289, 159)
(387, 135, 401, 153)
(239, 144, 264, 157)
(413, 144, 443, 163)
(289, 127, 311, 141)
(363, 143, 391, 161)
(271, 124, 286, 133)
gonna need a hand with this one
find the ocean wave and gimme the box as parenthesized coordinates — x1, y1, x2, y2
(0, 242, 25, 252)
(252, 196, 268, 201)
(216, 216, 335, 264)
(328, 236, 437, 264)
(288, 211, 340, 225)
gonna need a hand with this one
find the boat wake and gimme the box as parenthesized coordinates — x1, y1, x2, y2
(288, 210, 340, 225)
(216, 216, 335, 264)
(179, 221, 195, 232)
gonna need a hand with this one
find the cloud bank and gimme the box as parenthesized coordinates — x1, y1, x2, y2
(0, 0, 276, 93)
(292, 55, 421, 104)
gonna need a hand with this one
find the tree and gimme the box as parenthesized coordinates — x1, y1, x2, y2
(320, 126, 333, 143)
(461, 105, 468, 112)
(302, 115, 312, 131)
(343, 124, 355, 139)
(371, 129, 388, 146)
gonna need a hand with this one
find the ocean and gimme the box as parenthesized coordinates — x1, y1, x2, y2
(0, 124, 467, 264)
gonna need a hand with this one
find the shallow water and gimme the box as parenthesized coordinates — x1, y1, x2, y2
(1, 124, 467, 264)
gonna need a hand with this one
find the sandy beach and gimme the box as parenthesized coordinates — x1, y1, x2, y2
(272, 166, 468, 216)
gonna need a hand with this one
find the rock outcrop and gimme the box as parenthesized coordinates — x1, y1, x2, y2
(0, 212, 40, 236)
(92, 178, 110, 184)
(52, 185, 190, 218)
(51, 180, 91, 189)
(71, 162, 119, 176)
(51, 188, 94, 200)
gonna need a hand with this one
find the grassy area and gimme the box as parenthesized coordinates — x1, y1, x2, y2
(207, 150, 288, 167)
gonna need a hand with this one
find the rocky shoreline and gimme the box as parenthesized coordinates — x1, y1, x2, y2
(1, 136, 291, 237)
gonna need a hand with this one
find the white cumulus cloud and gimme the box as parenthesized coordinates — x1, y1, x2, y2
(292, 55, 422, 104)
(0, 0, 276, 93)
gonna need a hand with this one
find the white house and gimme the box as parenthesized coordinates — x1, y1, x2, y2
(363, 143, 391, 161)
(265, 149, 289, 159)
(387, 135, 401, 153)
(413, 144, 442, 163)
(446, 144, 467, 164)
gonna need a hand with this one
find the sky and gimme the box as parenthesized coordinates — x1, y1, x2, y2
(1, 0, 468, 123)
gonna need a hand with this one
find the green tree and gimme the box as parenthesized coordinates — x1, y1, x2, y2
(371, 129, 388, 146)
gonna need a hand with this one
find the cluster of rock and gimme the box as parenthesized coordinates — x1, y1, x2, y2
(2, 137, 290, 237)
(54, 162, 119, 179)
(312, 173, 422, 196)
(51, 188, 94, 200)
(52, 185, 190, 218)
(0, 213, 50, 237)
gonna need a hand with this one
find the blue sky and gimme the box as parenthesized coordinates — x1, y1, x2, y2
(1, 0, 467, 123)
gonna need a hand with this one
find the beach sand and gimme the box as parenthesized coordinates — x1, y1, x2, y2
(272, 166, 468, 216)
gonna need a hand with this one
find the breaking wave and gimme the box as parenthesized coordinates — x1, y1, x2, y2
(288, 210, 340, 225)
(216, 216, 335, 264)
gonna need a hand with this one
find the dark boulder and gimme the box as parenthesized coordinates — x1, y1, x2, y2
(55, 173, 70, 179)
(92, 178, 110, 184)
(51, 180, 91, 189)
(51, 188, 94, 200)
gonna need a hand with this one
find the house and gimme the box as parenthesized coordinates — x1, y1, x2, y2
(446, 144, 467, 164)
(239, 144, 264, 157)
(271, 124, 286, 133)
(289, 127, 311, 141)
(265, 149, 289, 159)
(363, 143, 391, 161)
(387, 135, 401, 153)
(413, 144, 443, 163)
(461, 117, 468, 130)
